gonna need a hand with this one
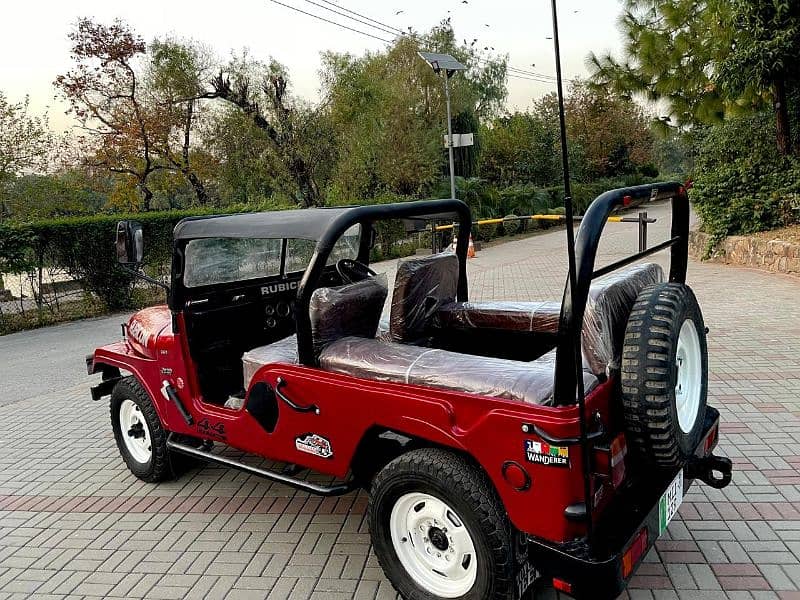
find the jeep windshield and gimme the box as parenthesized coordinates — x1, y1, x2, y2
(183, 224, 361, 288)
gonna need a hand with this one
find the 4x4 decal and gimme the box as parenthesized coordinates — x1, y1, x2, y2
(197, 418, 226, 440)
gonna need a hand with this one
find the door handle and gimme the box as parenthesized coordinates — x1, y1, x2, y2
(275, 377, 320, 415)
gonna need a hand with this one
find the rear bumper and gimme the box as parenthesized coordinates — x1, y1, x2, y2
(527, 405, 730, 599)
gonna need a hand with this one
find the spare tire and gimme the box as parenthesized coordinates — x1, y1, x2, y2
(621, 282, 707, 468)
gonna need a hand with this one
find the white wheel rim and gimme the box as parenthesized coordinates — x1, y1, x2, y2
(389, 492, 477, 598)
(119, 399, 152, 464)
(675, 319, 702, 434)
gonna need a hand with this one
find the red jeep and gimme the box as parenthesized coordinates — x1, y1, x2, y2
(88, 183, 731, 600)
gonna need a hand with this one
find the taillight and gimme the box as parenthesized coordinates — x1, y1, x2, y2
(622, 528, 649, 579)
(704, 423, 719, 454)
(610, 434, 628, 488)
(553, 578, 573, 594)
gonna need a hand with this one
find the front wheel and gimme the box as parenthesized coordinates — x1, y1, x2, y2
(110, 377, 172, 482)
(368, 448, 515, 600)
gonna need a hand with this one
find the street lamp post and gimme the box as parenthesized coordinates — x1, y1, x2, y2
(418, 52, 466, 200)
(443, 71, 456, 200)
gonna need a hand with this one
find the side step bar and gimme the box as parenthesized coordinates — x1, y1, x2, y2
(166, 435, 356, 497)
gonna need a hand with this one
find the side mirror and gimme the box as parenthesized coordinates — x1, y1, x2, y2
(116, 221, 144, 265)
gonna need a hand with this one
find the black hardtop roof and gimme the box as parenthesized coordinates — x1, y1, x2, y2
(173, 206, 353, 241)
(172, 200, 468, 242)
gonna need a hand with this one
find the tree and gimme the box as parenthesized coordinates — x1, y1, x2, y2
(0, 92, 56, 223)
(587, 0, 744, 127)
(481, 111, 561, 186)
(56, 18, 163, 210)
(147, 38, 217, 203)
(562, 80, 654, 178)
(0, 92, 53, 185)
(321, 22, 507, 201)
(206, 55, 331, 207)
(2, 172, 105, 220)
(482, 80, 654, 186)
(719, 0, 800, 155)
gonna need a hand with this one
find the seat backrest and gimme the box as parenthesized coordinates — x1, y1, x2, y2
(389, 253, 459, 343)
(582, 262, 664, 376)
(310, 274, 388, 358)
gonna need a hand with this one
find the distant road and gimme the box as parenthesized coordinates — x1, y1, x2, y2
(0, 313, 130, 406)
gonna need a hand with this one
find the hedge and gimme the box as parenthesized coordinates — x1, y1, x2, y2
(1, 209, 220, 311)
(691, 112, 800, 249)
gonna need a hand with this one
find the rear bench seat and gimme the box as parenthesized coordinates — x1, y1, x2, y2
(436, 262, 664, 377)
(319, 338, 597, 406)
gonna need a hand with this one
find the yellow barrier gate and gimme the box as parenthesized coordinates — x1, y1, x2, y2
(430, 211, 656, 253)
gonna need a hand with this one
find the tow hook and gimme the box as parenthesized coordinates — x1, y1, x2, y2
(688, 454, 732, 489)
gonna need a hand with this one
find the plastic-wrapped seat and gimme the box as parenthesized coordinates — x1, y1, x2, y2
(242, 334, 299, 388)
(435, 262, 664, 376)
(437, 301, 562, 334)
(389, 253, 459, 343)
(241, 275, 388, 389)
(319, 337, 597, 406)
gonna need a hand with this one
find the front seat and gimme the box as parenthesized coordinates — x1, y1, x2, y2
(309, 273, 388, 358)
(241, 274, 388, 388)
(389, 253, 460, 343)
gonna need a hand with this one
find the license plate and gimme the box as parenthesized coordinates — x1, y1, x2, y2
(658, 470, 684, 534)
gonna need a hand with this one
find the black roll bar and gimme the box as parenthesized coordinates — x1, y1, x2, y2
(295, 199, 472, 366)
(553, 182, 690, 405)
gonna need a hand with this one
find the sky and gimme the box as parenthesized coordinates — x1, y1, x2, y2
(1, 0, 627, 131)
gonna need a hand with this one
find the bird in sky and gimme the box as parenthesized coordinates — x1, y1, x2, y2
(395, 10, 404, 15)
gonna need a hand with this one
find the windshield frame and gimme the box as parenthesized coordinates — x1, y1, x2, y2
(179, 224, 363, 290)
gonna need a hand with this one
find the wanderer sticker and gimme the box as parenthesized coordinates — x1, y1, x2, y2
(524, 440, 569, 468)
(295, 433, 333, 459)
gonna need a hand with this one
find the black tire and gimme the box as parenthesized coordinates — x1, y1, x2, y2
(110, 376, 172, 482)
(621, 283, 708, 468)
(368, 448, 515, 600)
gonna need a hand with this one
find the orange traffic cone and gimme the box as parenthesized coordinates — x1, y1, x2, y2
(467, 234, 476, 258)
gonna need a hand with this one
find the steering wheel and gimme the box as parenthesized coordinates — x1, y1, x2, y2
(336, 259, 377, 284)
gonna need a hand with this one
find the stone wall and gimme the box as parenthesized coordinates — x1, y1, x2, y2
(690, 230, 800, 276)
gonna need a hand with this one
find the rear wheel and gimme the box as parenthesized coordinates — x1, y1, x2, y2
(368, 448, 515, 600)
(621, 283, 708, 467)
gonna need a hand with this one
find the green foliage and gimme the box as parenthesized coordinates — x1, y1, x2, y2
(651, 129, 694, 179)
(691, 111, 800, 245)
(3, 209, 218, 310)
(0, 222, 36, 273)
(1, 172, 106, 220)
(0, 91, 53, 183)
(321, 23, 507, 202)
(719, 0, 800, 155)
(588, 0, 743, 126)
(481, 82, 656, 189)
(719, 1, 800, 96)
(480, 112, 561, 186)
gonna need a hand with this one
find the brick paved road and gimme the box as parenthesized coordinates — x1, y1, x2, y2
(2, 201, 800, 599)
